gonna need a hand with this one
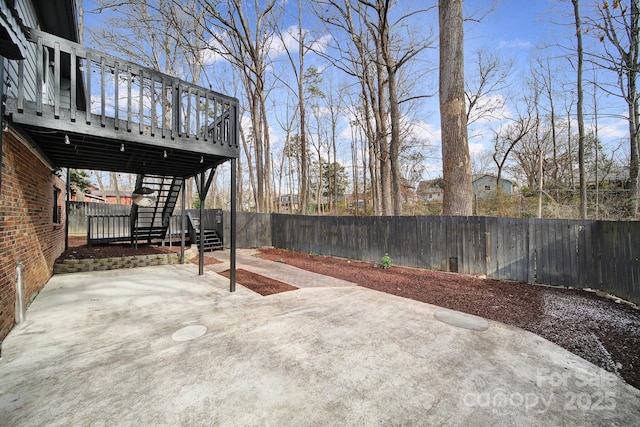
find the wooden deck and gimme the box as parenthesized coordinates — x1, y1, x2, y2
(4, 28, 239, 177)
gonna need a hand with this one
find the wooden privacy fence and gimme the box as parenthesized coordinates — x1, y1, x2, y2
(271, 214, 640, 305)
(66, 204, 639, 305)
(68, 201, 130, 234)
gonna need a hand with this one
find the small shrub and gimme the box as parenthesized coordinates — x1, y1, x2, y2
(380, 253, 393, 269)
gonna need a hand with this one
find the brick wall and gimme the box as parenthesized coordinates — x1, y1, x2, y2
(0, 128, 66, 344)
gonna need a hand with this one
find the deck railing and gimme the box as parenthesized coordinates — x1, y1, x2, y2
(5, 28, 237, 149)
(87, 214, 186, 247)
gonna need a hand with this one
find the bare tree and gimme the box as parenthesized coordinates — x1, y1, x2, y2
(273, 1, 313, 213)
(572, 0, 588, 218)
(493, 109, 537, 189)
(316, 0, 433, 215)
(439, 0, 472, 215)
(465, 50, 512, 125)
(196, 0, 279, 213)
(594, 0, 640, 216)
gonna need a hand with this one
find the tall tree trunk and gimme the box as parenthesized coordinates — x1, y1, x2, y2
(378, 0, 403, 215)
(295, 4, 308, 215)
(629, 79, 639, 217)
(375, 53, 392, 216)
(572, 0, 587, 219)
(567, 103, 575, 190)
(439, 0, 472, 215)
(629, 0, 640, 217)
(240, 123, 257, 210)
(261, 98, 272, 212)
(387, 60, 402, 215)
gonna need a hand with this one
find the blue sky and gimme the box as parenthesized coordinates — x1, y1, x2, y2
(81, 0, 630, 186)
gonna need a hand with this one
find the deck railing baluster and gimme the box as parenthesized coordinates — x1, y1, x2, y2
(100, 56, 106, 127)
(139, 68, 144, 134)
(53, 42, 60, 118)
(85, 52, 91, 124)
(70, 47, 76, 121)
(114, 61, 119, 129)
(35, 36, 43, 115)
(195, 90, 201, 140)
(17, 59, 24, 112)
(126, 66, 131, 132)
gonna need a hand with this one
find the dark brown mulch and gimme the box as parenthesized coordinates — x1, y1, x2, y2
(190, 255, 223, 266)
(59, 239, 180, 261)
(218, 269, 297, 296)
(259, 248, 640, 390)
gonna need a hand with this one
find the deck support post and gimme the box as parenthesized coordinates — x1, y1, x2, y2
(194, 167, 215, 276)
(230, 158, 236, 292)
(180, 178, 186, 264)
(198, 171, 205, 275)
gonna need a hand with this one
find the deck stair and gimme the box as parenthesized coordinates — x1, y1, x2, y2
(187, 212, 223, 252)
(130, 174, 183, 244)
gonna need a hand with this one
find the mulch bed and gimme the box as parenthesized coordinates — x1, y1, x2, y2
(259, 247, 640, 390)
(59, 237, 180, 261)
(217, 269, 297, 296)
(190, 255, 223, 266)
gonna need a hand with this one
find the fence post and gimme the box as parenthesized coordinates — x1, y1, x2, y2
(86, 215, 92, 248)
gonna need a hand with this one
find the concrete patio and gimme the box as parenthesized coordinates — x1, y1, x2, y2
(1, 251, 639, 426)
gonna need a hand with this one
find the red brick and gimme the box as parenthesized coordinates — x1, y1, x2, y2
(1, 129, 66, 342)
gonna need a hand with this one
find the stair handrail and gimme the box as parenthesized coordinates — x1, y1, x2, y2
(186, 211, 198, 245)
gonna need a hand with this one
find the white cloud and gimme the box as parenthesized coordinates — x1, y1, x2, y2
(469, 142, 485, 156)
(408, 119, 440, 145)
(498, 38, 532, 49)
(200, 31, 229, 65)
(201, 26, 332, 65)
(267, 25, 299, 59)
(596, 117, 628, 141)
(267, 26, 333, 60)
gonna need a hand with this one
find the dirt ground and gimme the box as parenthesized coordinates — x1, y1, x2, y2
(60, 236, 181, 260)
(57, 239, 640, 390)
(259, 248, 640, 391)
(218, 269, 298, 296)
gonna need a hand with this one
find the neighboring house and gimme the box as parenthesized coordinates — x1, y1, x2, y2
(89, 190, 133, 205)
(276, 194, 299, 212)
(417, 180, 444, 203)
(71, 192, 107, 203)
(472, 175, 517, 199)
(0, 0, 239, 345)
(586, 166, 628, 189)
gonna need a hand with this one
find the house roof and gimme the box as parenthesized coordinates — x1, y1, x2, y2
(472, 174, 517, 186)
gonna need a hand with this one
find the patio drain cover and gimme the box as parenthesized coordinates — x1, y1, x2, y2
(434, 308, 489, 332)
(172, 325, 207, 342)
